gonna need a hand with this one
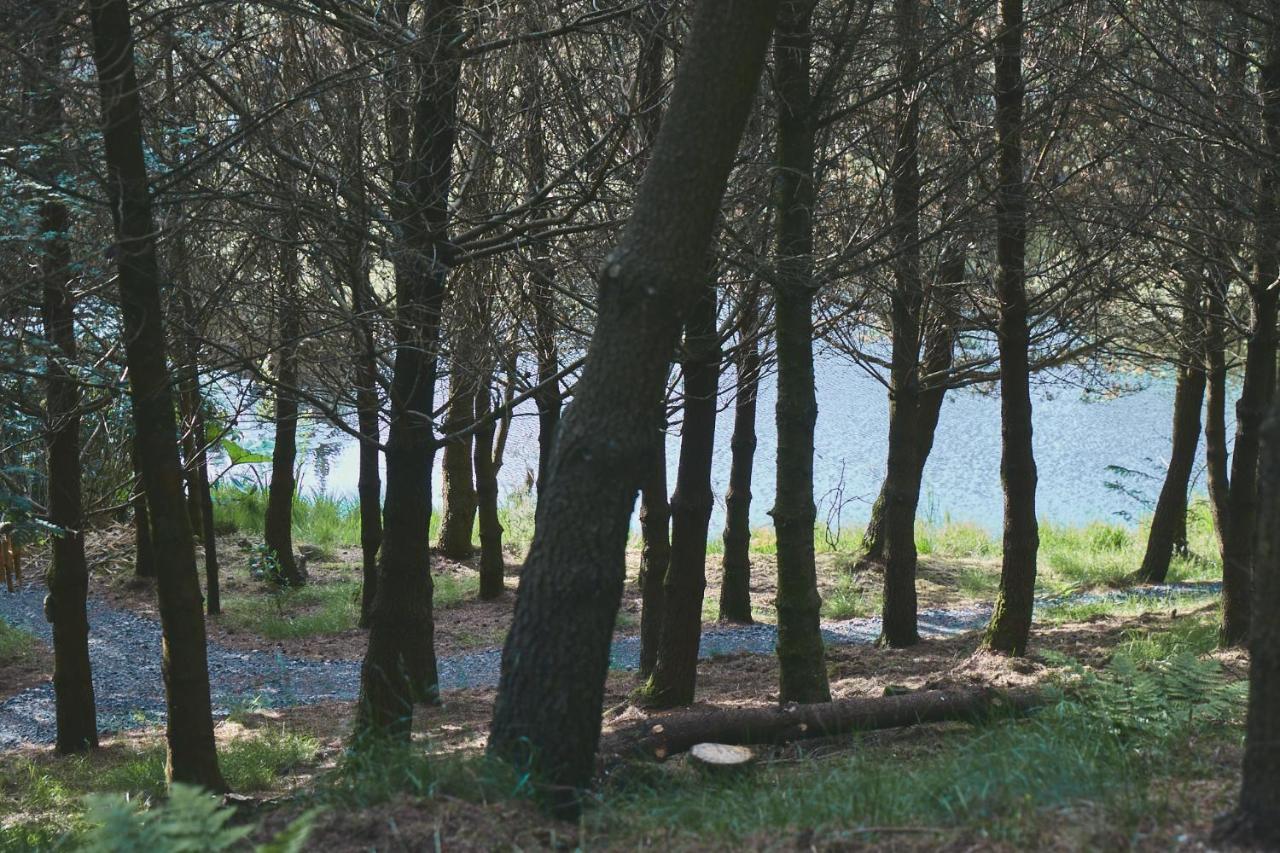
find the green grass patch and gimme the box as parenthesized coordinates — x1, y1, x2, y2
(915, 519, 1000, 559)
(219, 574, 480, 640)
(821, 573, 876, 620)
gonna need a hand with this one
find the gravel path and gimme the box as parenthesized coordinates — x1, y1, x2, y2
(0, 580, 1221, 748)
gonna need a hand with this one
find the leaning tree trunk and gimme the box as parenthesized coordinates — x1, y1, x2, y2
(637, 437, 671, 680)
(354, 0, 460, 740)
(488, 0, 780, 810)
(983, 0, 1040, 657)
(87, 0, 225, 791)
(264, 226, 303, 587)
(1214, 397, 1280, 846)
(719, 287, 761, 624)
(27, 0, 97, 753)
(645, 277, 721, 707)
(771, 0, 831, 703)
(879, 0, 925, 648)
(1139, 278, 1206, 584)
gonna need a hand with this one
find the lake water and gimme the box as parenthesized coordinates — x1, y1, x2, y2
(227, 353, 1225, 535)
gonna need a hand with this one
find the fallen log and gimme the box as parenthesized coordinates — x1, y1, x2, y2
(601, 687, 1049, 761)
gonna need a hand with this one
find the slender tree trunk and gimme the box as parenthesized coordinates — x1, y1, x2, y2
(264, 224, 303, 587)
(351, 257, 382, 628)
(130, 441, 155, 580)
(1140, 279, 1206, 584)
(488, 0, 780, 808)
(771, 0, 831, 703)
(178, 291, 219, 612)
(474, 377, 505, 600)
(635, 0, 675, 672)
(1204, 274, 1232, 553)
(354, 0, 460, 739)
(645, 277, 721, 707)
(1215, 398, 1280, 844)
(637, 438, 671, 679)
(27, 0, 97, 752)
(719, 290, 761, 624)
(983, 0, 1039, 656)
(86, 0, 225, 790)
(523, 52, 561, 491)
(879, 0, 925, 648)
(437, 355, 477, 559)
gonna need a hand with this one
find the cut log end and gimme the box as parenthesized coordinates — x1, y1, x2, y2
(689, 742, 755, 769)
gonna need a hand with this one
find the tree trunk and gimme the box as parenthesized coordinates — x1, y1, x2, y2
(1139, 279, 1206, 584)
(1221, 36, 1280, 645)
(983, 0, 1039, 657)
(86, 0, 225, 791)
(602, 686, 1047, 761)
(645, 277, 721, 707)
(1204, 274, 1232, 554)
(719, 289, 761, 624)
(354, 0, 460, 740)
(27, 0, 97, 753)
(130, 444, 155, 580)
(879, 0, 925, 648)
(264, 227, 303, 587)
(437, 358, 477, 559)
(178, 291, 219, 613)
(474, 377, 505, 600)
(1213, 398, 1280, 846)
(638, 437, 671, 680)
(351, 257, 382, 629)
(523, 53, 561, 492)
(488, 0, 780, 808)
(771, 0, 831, 704)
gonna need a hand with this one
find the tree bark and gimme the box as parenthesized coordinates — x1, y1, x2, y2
(879, 0, 925, 648)
(771, 0, 831, 703)
(645, 276, 721, 707)
(602, 687, 1046, 761)
(983, 0, 1039, 657)
(263, 221, 303, 587)
(1139, 279, 1206, 584)
(474, 376, 505, 600)
(26, 0, 97, 753)
(637, 437, 671, 680)
(488, 0, 780, 808)
(354, 0, 460, 739)
(86, 0, 225, 791)
(719, 289, 761, 624)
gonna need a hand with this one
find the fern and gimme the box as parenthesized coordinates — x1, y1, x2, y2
(78, 784, 317, 853)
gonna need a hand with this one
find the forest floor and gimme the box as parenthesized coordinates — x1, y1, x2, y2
(0, 515, 1246, 850)
(0, 593, 1247, 850)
